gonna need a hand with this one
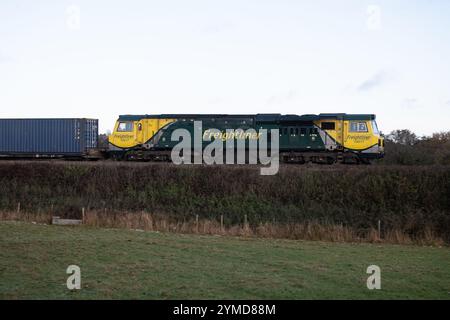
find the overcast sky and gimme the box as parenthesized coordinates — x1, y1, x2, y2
(1, 1, 449, 135)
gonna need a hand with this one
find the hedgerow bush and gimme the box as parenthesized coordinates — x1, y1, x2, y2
(0, 162, 449, 242)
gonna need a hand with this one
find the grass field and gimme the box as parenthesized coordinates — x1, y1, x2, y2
(0, 221, 449, 299)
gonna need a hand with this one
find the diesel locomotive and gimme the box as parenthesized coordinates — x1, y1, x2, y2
(108, 113, 385, 164)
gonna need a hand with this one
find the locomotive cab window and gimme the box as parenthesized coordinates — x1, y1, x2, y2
(321, 122, 335, 130)
(371, 121, 380, 134)
(349, 121, 368, 132)
(117, 122, 134, 132)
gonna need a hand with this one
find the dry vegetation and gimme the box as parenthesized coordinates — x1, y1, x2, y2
(0, 161, 449, 245)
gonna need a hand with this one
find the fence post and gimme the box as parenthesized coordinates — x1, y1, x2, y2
(378, 220, 381, 240)
(82, 207, 85, 223)
(195, 214, 199, 233)
(220, 215, 224, 233)
(244, 214, 248, 232)
(17, 202, 21, 213)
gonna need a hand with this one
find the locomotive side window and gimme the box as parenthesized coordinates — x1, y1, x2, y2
(350, 121, 368, 132)
(321, 122, 335, 130)
(117, 122, 134, 132)
(300, 128, 306, 135)
(310, 128, 318, 135)
(295, 128, 299, 135)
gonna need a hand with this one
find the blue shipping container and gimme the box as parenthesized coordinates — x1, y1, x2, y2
(0, 118, 98, 157)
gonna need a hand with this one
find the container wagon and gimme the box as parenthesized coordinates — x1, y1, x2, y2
(0, 118, 99, 159)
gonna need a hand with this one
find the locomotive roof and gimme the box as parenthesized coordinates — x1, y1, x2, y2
(118, 113, 376, 122)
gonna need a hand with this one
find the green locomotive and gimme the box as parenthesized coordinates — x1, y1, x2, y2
(108, 113, 384, 164)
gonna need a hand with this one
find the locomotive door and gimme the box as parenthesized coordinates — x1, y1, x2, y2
(288, 127, 300, 149)
(336, 118, 344, 150)
(136, 121, 144, 144)
(279, 126, 289, 149)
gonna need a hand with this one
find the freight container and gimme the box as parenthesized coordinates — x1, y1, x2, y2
(0, 118, 98, 158)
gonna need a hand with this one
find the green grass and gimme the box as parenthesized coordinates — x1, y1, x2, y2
(0, 221, 449, 299)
